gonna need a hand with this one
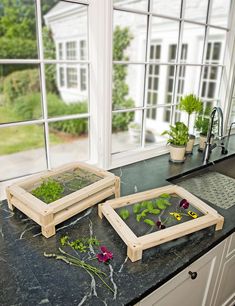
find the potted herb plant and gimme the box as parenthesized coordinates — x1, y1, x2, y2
(162, 122, 189, 163)
(179, 94, 202, 154)
(194, 105, 213, 151)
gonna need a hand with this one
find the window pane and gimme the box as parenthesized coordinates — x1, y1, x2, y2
(206, 28, 226, 64)
(200, 66, 222, 99)
(113, 10, 148, 62)
(145, 106, 171, 146)
(113, 0, 148, 11)
(0, 0, 38, 59)
(112, 110, 143, 153)
(150, 18, 179, 63)
(0, 64, 42, 123)
(184, 0, 208, 23)
(112, 64, 145, 110)
(0, 124, 47, 180)
(49, 118, 89, 168)
(181, 22, 205, 64)
(176, 65, 201, 104)
(152, 0, 181, 18)
(230, 98, 235, 124)
(210, 0, 231, 28)
(42, 1, 88, 60)
(165, 64, 176, 104)
(45, 64, 88, 118)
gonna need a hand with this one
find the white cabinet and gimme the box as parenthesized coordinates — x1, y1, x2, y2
(136, 236, 235, 306)
(212, 233, 235, 306)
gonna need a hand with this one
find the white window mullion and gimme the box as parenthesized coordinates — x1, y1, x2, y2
(35, 0, 51, 170)
(89, 0, 113, 168)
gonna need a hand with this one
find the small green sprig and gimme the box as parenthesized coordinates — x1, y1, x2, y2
(60, 235, 100, 253)
(44, 248, 114, 293)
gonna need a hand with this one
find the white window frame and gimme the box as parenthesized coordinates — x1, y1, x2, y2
(1, 0, 235, 183)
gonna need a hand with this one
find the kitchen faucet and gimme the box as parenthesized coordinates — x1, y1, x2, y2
(202, 107, 227, 165)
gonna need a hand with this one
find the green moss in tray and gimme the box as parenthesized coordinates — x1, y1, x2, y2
(31, 179, 64, 204)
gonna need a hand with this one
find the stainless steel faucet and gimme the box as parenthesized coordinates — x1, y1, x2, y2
(224, 121, 235, 153)
(202, 107, 227, 165)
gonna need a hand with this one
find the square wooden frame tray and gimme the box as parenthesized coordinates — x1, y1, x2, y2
(6, 162, 120, 238)
(98, 185, 224, 262)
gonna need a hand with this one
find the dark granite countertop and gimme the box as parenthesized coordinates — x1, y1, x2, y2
(1, 137, 235, 306)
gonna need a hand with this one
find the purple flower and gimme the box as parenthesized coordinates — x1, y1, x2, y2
(180, 199, 189, 209)
(96, 246, 113, 263)
(156, 220, 166, 230)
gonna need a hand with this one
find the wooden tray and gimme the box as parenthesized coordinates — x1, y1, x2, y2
(6, 162, 120, 238)
(98, 185, 224, 262)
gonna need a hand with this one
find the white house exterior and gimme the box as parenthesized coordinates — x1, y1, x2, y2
(45, 0, 230, 135)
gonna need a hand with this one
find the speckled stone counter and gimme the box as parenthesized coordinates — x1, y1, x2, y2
(1, 137, 235, 306)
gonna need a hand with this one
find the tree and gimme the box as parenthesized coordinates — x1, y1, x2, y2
(0, 0, 58, 76)
(112, 26, 135, 131)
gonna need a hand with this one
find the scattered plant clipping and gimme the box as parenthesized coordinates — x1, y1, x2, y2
(44, 248, 114, 293)
(60, 235, 100, 253)
(96, 246, 113, 263)
(31, 179, 64, 204)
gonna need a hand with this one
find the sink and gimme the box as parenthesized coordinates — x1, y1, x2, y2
(168, 154, 235, 210)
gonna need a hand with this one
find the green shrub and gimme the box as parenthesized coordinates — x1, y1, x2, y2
(13, 92, 88, 135)
(3, 69, 40, 104)
(14, 93, 41, 120)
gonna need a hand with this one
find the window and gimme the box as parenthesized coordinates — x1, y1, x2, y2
(0, 1, 89, 181)
(66, 41, 77, 60)
(80, 67, 87, 91)
(201, 42, 222, 110)
(0, 0, 233, 183)
(59, 67, 65, 87)
(67, 67, 78, 88)
(147, 44, 161, 120)
(80, 40, 86, 60)
(112, 0, 231, 165)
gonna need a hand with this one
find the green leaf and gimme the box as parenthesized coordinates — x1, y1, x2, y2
(136, 214, 142, 222)
(133, 203, 141, 214)
(155, 199, 167, 210)
(141, 201, 148, 208)
(119, 208, 130, 220)
(144, 219, 155, 226)
(146, 201, 154, 211)
(160, 193, 171, 199)
(149, 209, 160, 215)
(141, 209, 149, 217)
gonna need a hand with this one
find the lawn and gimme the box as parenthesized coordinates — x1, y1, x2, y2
(0, 106, 61, 155)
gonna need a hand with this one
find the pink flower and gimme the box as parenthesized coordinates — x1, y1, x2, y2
(96, 246, 113, 263)
(180, 199, 189, 209)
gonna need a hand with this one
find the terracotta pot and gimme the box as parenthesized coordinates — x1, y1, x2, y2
(169, 144, 186, 163)
(186, 134, 195, 154)
(198, 133, 214, 152)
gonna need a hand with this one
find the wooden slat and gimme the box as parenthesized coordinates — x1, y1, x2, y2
(137, 214, 219, 250)
(54, 186, 115, 225)
(175, 186, 220, 217)
(11, 197, 41, 225)
(105, 185, 175, 209)
(100, 203, 140, 248)
(49, 176, 116, 212)
(9, 186, 49, 214)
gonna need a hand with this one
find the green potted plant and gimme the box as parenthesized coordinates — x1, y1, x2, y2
(194, 105, 212, 151)
(179, 94, 202, 154)
(162, 122, 189, 163)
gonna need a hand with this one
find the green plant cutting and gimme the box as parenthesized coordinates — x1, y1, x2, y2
(162, 122, 189, 146)
(194, 105, 212, 136)
(179, 94, 203, 128)
(31, 179, 64, 204)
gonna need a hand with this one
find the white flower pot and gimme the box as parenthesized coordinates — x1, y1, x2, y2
(169, 144, 186, 163)
(186, 135, 195, 154)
